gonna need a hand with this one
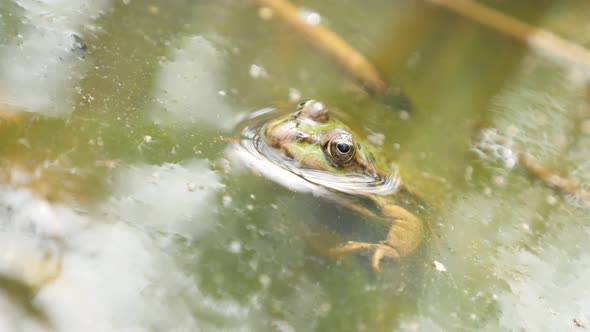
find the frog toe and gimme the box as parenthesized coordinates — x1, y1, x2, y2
(371, 244, 400, 272)
(330, 241, 400, 271)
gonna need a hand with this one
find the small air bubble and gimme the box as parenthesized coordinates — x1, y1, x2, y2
(492, 175, 505, 187)
(258, 274, 271, 287)
(258, 7, 273, 20)
(319, 302, 331, 316)
(229, 241, 241, 254)
(249, 64, 268, 79)
(464, 165, 473, 181)
(223, 195, 233, 207)
(288, 88, 301, 102)
(399, 111, 410, 120)
(147, 5, 160, 15)
(546, 195, 558, 205)
(299, 8, 322, 26)
(506, 125, 519, 137)
(367, 132, 385, 146)
(186, 182, 196, 192)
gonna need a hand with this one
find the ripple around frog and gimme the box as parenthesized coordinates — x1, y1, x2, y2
(230, 108, 401, 198)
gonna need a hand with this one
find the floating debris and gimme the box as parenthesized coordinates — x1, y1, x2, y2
(288, 88, 301, 102)
(492, 174, 506, 187)
(366, 132, 385, 147)
(222, 195, 233, 207)
(249, 64, 268, 79)
(573, 318, 585, 328)
(472, 128, 518, 169)
(473, 127, 590, 208)
(258, 274, 271, 287)
(147, 5, 160, 15)
(258, 6, 273, 20)
(186, 182, 196, 192)
(399, 110, 410, 121)
(229, 241, 242, 254)
(433, 260, 447, 272)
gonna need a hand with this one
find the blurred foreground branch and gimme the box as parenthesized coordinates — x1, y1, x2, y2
(430, 0, 590, 71)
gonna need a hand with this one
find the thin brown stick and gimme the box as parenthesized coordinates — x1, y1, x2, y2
(254, 0, 388, 95)
(430, 0, 590, 71)
(518, 153, 590, 205)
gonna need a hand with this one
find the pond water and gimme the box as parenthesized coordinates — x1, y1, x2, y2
(1, 0, 589, 331)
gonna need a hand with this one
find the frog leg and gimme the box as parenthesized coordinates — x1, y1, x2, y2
(331, 203, 424, 271)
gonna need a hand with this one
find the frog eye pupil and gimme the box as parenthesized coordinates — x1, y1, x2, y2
(337, 142, 351, 154)
(322, 130, 356, 167)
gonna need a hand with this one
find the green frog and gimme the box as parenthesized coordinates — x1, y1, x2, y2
(232, 100, 425, 271)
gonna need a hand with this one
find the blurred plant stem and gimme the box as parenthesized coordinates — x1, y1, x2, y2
(430, 0, 590, 71)
(519, 153, 590, 207)
(254, 0, 412, 109)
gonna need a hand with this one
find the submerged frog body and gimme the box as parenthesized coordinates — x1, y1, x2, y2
(231, 100, 425, 271)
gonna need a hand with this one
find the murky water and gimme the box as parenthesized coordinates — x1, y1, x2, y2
(1, 1, 589, 331)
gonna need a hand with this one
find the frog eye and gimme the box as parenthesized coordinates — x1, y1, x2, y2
(324, 130, 356, 166)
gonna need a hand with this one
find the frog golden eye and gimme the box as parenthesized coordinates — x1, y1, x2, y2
(323, 129, 356, 166)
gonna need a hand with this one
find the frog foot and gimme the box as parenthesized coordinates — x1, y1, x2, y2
(330, 241, 400, 272)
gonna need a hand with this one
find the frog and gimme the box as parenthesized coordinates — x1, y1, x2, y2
(231, 99, 425, 271)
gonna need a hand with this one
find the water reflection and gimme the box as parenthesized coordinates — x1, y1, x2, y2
(0, 0, 111, 115)
(0, 159, 231, 331)
(149, 35, 236, 130)
(107, 160, 223, 239)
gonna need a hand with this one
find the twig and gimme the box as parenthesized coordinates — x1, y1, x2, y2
(254, 0, 388, 95)
(473, 128, 590, 207)
(430, 0, 590, 72)
(518, 153, 590, 205)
